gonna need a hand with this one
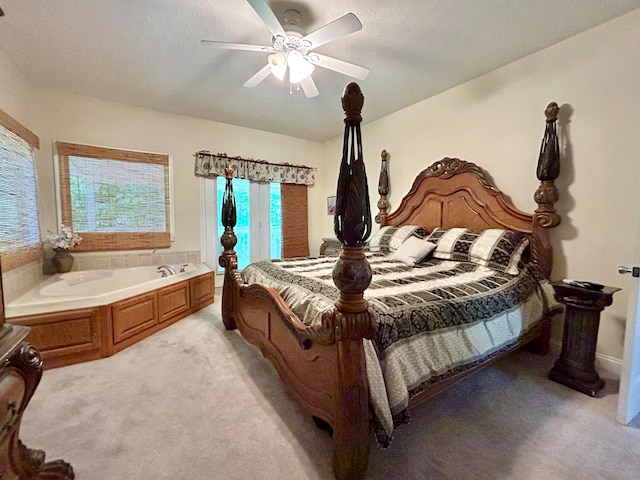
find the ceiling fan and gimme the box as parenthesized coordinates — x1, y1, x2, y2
(201, 0, 369, 97)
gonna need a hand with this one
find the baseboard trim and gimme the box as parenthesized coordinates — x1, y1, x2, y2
(549, 339, 622, 379)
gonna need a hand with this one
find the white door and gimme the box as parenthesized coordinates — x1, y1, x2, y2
(617, 264, 640, 424)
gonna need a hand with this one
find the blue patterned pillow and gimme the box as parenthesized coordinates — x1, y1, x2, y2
(427, 228, 528, 275)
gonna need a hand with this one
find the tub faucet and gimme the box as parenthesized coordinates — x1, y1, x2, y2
(157, 265, 176, 277)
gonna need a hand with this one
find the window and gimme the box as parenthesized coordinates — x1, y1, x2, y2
(55, 142, 171, 251)
(0, 109, 43, 271)
(197, 152, 310, 270)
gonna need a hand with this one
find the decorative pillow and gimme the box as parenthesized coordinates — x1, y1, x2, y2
(428, 228, 529, 275)
(368, 225, 429, 253)
(389, 236, 437, 266)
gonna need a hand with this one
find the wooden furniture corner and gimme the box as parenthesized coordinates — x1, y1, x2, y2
(1, 261, 74, 479)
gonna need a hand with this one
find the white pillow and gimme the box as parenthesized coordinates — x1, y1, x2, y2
(367, 225, 429, 253)
(389, 236, 436, 266)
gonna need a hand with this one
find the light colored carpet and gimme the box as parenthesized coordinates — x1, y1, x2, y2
(19, 299, 640, 479)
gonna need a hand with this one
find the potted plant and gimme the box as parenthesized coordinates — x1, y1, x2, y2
(47, 224, 82, 273)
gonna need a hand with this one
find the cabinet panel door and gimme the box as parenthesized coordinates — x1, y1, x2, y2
(190, 273, 214, 310)
(159, 281, 190, 323)
(112, 292, 158, 344)
(11, 308, 103, 359)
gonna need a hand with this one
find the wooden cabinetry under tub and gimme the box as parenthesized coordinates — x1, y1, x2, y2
(11, 306, 110, 369)
(10, 271, 215, 369)
(112, 291, 159, 347)
(159, 281, 191, 324)
(190, 271, 215, 310)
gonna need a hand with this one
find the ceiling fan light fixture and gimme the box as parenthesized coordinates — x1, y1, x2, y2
(287, 50, 314, 84)
(268, 52, 287, 81)
(201, 0, 368, 97)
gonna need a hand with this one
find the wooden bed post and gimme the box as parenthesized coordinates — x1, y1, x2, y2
(329, 82, 377, 480)
(375, 149, 390, 225)
(532, 102, 561, 279)
(219, 165, 239, 330)
(527, 101, 561, 356)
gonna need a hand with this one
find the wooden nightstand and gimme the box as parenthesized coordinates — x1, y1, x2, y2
(320, 237, 342, 256)
(549, 281, 620, 397)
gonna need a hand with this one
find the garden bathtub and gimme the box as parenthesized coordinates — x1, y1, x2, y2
(6, 263, 215, 368)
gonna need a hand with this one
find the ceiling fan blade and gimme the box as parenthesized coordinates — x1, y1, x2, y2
(303, 13, 362, 49)
(247, 0, 286, 38)
(300, 76, 319, 98)
(311, 53, 369, 80)
(200, 40, 273, 52)
(243, 64, 272, 88)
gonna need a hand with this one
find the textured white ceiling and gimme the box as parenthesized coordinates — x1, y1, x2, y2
(1, 0, 639, 141)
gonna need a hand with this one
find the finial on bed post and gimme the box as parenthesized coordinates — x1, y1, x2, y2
(329, 82, 376, 480)
(532, 102, 561, 278)
(333, 82, 373, 311)
(219, 165, 238, 329)
(375, 150, 390, 225)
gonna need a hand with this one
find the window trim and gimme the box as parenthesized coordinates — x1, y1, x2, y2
(54, 141, 172, 252)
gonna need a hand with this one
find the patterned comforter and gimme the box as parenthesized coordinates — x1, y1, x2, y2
(242, 253, 560, 446)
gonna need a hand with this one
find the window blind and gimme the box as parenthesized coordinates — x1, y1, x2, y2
(281, 183, 309, 258)
(56, 142, 171, 251)
(0, 116, 43, 271)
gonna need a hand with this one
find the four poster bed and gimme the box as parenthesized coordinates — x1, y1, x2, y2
(218, 83, 562, 480)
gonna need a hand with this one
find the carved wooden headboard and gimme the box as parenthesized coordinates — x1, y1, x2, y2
(375, 102, 561, 278)
(383, 158, 533, 233)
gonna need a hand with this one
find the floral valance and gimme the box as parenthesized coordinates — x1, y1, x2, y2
(194, 151, 315, 186)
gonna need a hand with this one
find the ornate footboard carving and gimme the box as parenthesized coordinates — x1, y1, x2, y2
(222, 280, 373, 480)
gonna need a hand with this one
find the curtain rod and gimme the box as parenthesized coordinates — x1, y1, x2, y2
(196, 150, 316, 171)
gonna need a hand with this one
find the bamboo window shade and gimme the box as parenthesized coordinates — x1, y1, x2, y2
(55, 142, 171, 251)
(0, 108, 44, 271)
(281, 183, 309, 258)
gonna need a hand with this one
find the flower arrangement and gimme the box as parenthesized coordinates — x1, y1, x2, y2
(47, 224, 82, 251)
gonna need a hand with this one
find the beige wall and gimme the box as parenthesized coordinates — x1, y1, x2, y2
(317, 9, 640, 366)
(0, 49, 34, 127)
(31, 90, 324, 254)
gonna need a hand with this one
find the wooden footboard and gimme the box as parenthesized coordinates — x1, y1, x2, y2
(220, 252, 373, 479)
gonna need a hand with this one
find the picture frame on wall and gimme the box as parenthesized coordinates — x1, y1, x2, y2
(327, 196, 336, 215)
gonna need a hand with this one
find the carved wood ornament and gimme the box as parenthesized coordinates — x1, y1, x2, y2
(375, 150, 390, 225)
(0, 256, 75, 479)
(532, 102, 561, 278)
